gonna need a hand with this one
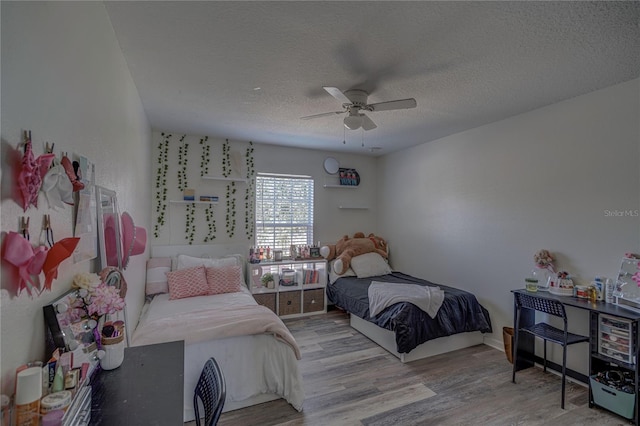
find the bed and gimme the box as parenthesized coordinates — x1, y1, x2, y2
(132, 244, 304, 422)
(326, 255, 492, 363)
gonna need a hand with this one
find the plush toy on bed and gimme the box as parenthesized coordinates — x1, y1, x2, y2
(320, 232, 388, 275)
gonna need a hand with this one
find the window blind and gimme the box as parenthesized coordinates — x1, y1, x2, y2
(255, 174, 314, 255)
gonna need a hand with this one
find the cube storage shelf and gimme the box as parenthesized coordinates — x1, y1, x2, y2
(248, 258, 327, 318)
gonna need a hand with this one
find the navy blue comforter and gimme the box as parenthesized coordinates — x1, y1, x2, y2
(326, 271, 492, 354)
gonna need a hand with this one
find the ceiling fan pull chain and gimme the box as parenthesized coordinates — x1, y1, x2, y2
(343, 126, 346, 145)
(361, 128, 365, 147)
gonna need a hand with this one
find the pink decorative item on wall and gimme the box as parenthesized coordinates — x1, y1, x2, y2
(17, 131, 55, 212)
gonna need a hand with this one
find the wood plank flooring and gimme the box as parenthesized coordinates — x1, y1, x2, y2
(197, 310, 629, 426)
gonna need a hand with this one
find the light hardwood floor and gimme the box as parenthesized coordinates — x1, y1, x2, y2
(195, 310, 629, 426)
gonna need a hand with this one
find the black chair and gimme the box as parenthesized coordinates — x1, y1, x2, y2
(194, 357, 226, 426)
(511, 292, 589, 409)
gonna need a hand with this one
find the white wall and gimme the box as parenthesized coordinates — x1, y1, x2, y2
(0, 2, 151, 395)
(378, 79, 640, 374)
(150, 131, 379, 249)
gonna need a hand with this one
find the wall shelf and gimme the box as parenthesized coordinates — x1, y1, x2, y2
(323, 184, 358, 189)
(201, 175, 248, 183)
(169, 200, 218, 205)
(338, 206, 369, 210)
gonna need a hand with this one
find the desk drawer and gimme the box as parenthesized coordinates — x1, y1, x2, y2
(598, 314, 634, 364)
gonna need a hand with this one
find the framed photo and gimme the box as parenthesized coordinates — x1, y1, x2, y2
(310, 247, 321, 258)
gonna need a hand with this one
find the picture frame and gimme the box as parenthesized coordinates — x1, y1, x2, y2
(310, 247, 321, 258)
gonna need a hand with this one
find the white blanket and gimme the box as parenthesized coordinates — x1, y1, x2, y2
(368, 281, 445, 318)
(131, 290, 304, 418)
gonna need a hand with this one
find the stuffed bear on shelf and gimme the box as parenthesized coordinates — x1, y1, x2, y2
(320, 232, 388, 275)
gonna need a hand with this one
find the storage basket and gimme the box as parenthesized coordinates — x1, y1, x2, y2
(100, 334, 125, 371)
(503, 326, 514, 364)
(253, 293, 276, 314)
(590, 375, 635, 419)
(279, 291, 301, 316)
(303, 289, 325, 313)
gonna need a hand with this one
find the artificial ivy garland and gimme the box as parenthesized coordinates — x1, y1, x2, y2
(154, 133, 170, 238)
(244, 141, 255, 240)
(176, 135, 197, 244)
(222, 139, 236, 237)
(177, 135, 188, 191)
(201, 135, 216, 242)
(203, 204, 216, 242)
(185, 202, 196, 244)
(199, 136, 210, 177)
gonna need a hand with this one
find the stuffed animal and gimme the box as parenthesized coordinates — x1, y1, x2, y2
(320, 232, 388, 275)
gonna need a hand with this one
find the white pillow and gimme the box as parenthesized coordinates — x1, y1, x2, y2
(328, 260, 357, 284)
(350, 253, 392, 278)
(176, 254, 238, 270)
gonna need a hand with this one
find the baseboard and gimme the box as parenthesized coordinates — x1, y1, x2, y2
(483, 335, 504, 352)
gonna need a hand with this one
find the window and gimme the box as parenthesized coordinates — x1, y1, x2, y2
(255, 173, 314, 256)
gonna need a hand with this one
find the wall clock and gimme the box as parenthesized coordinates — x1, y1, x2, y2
(323, 157, 339, 174)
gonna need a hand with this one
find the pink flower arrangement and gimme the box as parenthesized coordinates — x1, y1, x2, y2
(87, 283, 125, 317)
(72, 272, 125, 319)
(534, 249, 555, 270)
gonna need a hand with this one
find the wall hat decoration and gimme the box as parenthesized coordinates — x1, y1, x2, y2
(104, 211, 147, 270)
(121, 212, 146, 268)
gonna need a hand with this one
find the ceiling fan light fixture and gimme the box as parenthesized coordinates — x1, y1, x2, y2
(343, 114, 362, 130)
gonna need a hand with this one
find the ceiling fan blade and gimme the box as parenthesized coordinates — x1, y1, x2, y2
(368, 98, 417, 112)
(361, 114, 377, 131)
(323, 86, 352, 104)
(300, 111, 344, 120)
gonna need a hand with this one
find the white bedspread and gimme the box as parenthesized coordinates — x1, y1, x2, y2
(368, 281, 445, 318)
(131, 289, 304, 418)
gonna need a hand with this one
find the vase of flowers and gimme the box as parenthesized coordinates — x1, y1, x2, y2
(72, 271, 126, 369)
(532, 249, 555, 292)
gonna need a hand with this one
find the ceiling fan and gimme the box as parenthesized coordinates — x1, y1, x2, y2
(301, 86, 417, 130)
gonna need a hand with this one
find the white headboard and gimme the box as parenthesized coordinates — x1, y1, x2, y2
(151, 243, 250, 280)
(151, 243, 248, 259)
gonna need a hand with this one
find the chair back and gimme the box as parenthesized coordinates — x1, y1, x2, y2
(193, 357, 226, 426)
(514, 292, 566, 319)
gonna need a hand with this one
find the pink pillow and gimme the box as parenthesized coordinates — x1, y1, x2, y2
(206, 264, 244, 295)
(146, 257, 172, 295)
(167, 265, 209, 300)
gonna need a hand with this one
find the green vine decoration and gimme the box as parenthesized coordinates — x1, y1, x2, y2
(244, 141, 255, 240)
(203, 205, 216, 242)
(200, 135, 216, 242)
(177, 135, 188, 191)
(199, 136, 210, 177)
(226, 181, 236, 238)
(154, 133, 170, 238)
(222, 139, 231, 178)
(185, 202, 196, 244)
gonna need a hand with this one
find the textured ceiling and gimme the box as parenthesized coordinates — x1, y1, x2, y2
(105, 1, 640, 156)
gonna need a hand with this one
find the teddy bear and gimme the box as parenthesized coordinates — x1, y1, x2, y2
(320, 232, 388, 275)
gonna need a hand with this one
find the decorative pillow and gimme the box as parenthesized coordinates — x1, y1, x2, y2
(206, 264, 245, 295)
(167, 265, 209, 300)
(146, 257, 172, 295)
(328, 260, 357, 284)
(350, 252, 392, 278)
(176, 254, 237, 270)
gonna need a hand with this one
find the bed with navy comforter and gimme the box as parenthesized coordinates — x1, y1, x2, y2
(326, 271, 492, 354)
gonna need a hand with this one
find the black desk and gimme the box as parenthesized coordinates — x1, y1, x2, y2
(90, 340, 184, 425)
(512, 289, 640, 423)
